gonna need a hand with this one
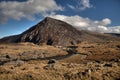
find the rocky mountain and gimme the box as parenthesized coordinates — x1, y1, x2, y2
(106, 33, 120, 37)
(0, 17, 119, 46)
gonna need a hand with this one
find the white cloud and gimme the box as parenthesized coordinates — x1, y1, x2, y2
(0, 0, 63, 23)
(67, 4, 75, 10)
(78, 0, 92, 10)
(93, 18, 111, 25)
(67, 0, 92, 11)
(48, 14, 89, 27)
(97, 26, 108, 32)
(74, 22, 89, 27)
(102, 18, 111, 25)
(48, 14, 120, 33)
(107, 26, 120, 33)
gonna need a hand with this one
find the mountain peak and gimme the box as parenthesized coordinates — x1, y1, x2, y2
(45, 17, 54, 20)
(16, 17, 82, 46)
(43, 17, 65, 24)
(43, 17, 58, 23)
(0, 17, 119, 46)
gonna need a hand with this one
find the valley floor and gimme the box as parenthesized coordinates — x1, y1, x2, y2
(0, 41, 120, 80)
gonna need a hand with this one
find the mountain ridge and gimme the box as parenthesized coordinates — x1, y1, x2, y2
(0, 17, 120, 46)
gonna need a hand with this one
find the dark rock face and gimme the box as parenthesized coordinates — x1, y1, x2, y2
(0, 35, 20, 43)
(109, 33, 120, 37)
(0, 17, 120, 46)
(17, 17, 82, 46)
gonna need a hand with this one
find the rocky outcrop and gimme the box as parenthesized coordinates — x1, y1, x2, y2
(0, 17, 120, 46)
(17, 17, 82, 46)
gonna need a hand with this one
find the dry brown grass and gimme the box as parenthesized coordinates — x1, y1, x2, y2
(0, 42, 67, 56)
(0, 41, 120, 80)
(0, 61, 120, 80)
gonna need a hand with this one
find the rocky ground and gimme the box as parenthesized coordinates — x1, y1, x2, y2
(0, 41, 120, 80)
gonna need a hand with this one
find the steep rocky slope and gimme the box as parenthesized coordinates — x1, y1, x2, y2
(0, 17, 119, 46)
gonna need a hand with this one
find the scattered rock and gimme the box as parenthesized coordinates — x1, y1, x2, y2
(104, 63, 112, 67)
(5, 54, 10, 59)
(44, 59, 57, 69)
(26, 74, 33, 80)
(21, 67, 28, 70)
(47, 59, 56, 68)
(48, 59, 56, 64)
(116, 45, 120, 48)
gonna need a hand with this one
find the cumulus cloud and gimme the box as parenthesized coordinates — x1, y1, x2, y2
(48, 14, 120, 33)
(68, 0, 92, 11)
(78, 0, 92, 10)
(102, 18, 111, 25)
(48, 14, 89, 27)
(107, 26, 120, 33)
(0, 0, 63, 23)
(94, 18, 111, 26)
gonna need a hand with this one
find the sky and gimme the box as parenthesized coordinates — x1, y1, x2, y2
(0, 0, 120, 38)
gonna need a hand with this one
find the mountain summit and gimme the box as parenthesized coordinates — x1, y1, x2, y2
(0, 17, 119, 46)
(17, 17, 82, 46)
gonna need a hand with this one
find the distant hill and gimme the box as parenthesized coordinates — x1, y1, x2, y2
(105, 33, 120, 37)
(0, 17, 120, 46)
(0, 35, 20, 43)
